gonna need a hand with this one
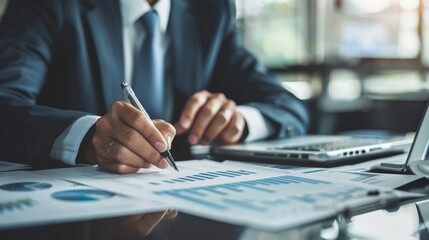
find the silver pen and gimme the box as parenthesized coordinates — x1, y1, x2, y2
(121, 82, 179, 172)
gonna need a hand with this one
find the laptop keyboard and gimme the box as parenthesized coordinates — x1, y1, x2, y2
(274, 137, 400, 152)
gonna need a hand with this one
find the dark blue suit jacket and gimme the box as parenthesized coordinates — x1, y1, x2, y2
(0, 0, 308, 166)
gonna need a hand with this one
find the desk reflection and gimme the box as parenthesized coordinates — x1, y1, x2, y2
(3, 201, 429, 240)
(104, 209, 178, 238)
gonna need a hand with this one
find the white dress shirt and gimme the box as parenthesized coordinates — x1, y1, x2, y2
(120, 0, 170, 85)
(50, 0, 274, 166)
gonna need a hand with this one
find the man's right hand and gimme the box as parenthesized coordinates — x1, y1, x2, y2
(80, 101, 176, 174)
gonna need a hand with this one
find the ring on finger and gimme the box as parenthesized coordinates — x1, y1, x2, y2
(107, 140, 115, 156)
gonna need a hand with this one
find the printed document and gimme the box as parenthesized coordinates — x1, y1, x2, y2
(37, 160, 423, 231)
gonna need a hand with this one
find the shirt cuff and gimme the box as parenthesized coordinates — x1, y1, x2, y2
(236, 105, 275, 142)
(50, 115, 100, 166)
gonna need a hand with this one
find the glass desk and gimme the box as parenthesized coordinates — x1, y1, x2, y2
(2, 196, 429, 240)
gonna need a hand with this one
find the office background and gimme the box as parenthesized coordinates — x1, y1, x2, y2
(234, 0, 429, 137)
(1, 2, 429, 239)
(2, 0, 428, 136)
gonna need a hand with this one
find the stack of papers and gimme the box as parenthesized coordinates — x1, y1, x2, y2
(0, 160, 424, 231)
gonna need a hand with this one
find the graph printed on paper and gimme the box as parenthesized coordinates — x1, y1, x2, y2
(153, 174, 368, 215)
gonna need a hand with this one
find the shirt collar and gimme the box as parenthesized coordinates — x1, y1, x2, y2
(119, 0, 170, 33)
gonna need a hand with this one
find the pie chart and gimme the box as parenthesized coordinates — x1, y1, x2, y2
(51, 189, 115, 202)
(0, 182, 52, 192)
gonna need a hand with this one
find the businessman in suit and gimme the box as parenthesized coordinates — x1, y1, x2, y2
(0, 0, 308, 173)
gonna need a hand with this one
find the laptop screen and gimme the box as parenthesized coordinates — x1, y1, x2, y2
(405, 100, 429, 166)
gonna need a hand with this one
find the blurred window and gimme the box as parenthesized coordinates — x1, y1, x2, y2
(236, 0, 428, 100)
(327, 0, 420, 59)
(236, 0, 306, 67)
(328, 69, 361, 100)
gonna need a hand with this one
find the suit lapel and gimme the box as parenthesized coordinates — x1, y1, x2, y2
(168, 0, 203, 96)
(84, 0, 125, 111)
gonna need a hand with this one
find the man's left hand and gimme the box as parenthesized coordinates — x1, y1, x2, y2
(175, 90, 246, 145)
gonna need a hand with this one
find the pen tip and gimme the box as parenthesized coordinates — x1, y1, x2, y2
(121, 82, 128, 89)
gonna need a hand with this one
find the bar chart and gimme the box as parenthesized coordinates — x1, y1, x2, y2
(154, 174, 365, 212)
(0, 198, 37, 214)
(148, 169, 257, 186)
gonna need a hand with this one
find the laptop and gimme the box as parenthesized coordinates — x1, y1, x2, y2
(210, 105, 426, 167)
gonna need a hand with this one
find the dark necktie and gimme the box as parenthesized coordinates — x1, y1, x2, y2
(132, 10, 164, 119)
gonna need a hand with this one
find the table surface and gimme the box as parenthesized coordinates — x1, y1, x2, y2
(1, 194, 428, 240)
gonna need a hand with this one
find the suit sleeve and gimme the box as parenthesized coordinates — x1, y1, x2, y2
(0, 1, 88, 167)
(208, 0, 309, 139)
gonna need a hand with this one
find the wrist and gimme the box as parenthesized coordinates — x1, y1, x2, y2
(76, 124, 97, 164)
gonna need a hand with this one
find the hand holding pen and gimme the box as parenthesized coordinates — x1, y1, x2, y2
(121, 82, 178, 172)
(78, 84, 177, 174)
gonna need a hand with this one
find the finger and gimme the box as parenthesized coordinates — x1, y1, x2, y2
(101, 163, 140, 174)
(89, 133, 114, 165)
(93, 114, 126, 165)
(188, 93, 226, 144)
(176, 91, 209, 134)
(101, 140, 153, 169)
(200, 100, 235, 145)
(217, 112, 246, 145)
(163, 209, 178, 219)
(106, 121, 167, 169)
(107, 102, 169, 168)
(122, 211, 167, 237)
(153, 120, 176, 149)
(113, 102, 169, 154)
